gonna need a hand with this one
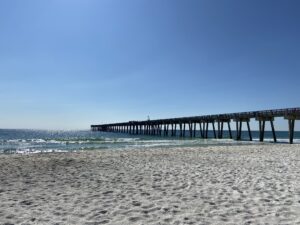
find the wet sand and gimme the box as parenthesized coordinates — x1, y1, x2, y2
(1, 144, 300, 225)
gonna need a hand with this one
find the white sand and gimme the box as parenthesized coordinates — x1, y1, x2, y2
(1, 144, 300, 225)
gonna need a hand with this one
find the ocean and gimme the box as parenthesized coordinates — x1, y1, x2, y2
(0, 129, 299, 154)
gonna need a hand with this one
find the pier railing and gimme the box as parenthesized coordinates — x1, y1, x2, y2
(91, 107, 300, 144)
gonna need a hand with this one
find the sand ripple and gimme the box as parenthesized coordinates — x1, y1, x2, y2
(1, 144, 300, 224)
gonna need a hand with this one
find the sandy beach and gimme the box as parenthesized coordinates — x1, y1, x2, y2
(1, 144, 300, 225)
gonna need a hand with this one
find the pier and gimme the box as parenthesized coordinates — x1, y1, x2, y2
(91, 108, 300, 144)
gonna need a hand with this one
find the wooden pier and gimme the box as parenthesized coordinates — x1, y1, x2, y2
(91, 108, 300, 144)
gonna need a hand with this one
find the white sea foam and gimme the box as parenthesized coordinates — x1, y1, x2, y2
(15, 148, 68, 154)
(103, 138, 140, 143)
(48, 139, 63, 144)
(31, 139, 46, 143)
(252, 138, 300, 143)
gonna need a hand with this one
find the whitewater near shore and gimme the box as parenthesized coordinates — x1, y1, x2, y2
(1, 144, 300, 225)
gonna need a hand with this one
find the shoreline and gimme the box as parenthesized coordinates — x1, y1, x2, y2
(1, 144, 300, 224)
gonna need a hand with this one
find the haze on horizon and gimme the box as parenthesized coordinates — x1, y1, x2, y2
(0, 0, 299, 130)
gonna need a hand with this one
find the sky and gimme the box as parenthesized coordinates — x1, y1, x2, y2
(0, 0, 299, 130)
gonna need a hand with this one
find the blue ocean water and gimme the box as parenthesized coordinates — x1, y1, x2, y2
(0, 129, 299, 154)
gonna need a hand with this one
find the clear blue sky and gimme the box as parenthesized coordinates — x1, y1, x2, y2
(0, 0, 299, 130)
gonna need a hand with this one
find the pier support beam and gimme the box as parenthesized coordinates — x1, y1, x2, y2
(135, 125, 139, 135)
(217, 121, 223, 139)
(158, 124, 162, 136)
(246, 121, 252, 141)
(179, 123, 183, 137)
(284, 115, 300, 144)
(172, 123, 177, 137)
(151, 124, 155, 135)
(205, 122, 209, 138)
(188, 122, 193, 138)
(203, 120, 215, 139)
(228, 121, 232, 139)
(166, 124, 169, 136)
(233, 118, 251, 141)
(212, 122, 216, 138)
(288, 119, 295, 144)
(256, 116, 276, 142)
(216, 119, 231, 139)
(193, 123, 196, 137)
(163, 124, 167, 136)
(199, 122, 204, 138)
